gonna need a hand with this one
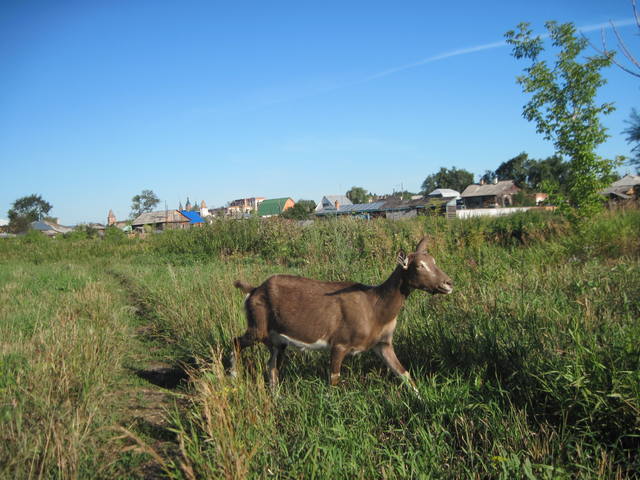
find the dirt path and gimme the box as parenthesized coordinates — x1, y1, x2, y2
(109, 271, 190, 479)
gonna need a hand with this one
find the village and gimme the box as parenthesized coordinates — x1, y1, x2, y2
(3, 173, 638, 237)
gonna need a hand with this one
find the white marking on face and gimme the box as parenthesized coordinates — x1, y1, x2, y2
(419, 261, 432, 273)
(271, 332, 329, 351)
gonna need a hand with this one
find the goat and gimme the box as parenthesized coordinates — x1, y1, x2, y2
(229, 237, 453, 390)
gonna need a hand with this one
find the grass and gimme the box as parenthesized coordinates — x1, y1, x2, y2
(0, 209, 638, 478)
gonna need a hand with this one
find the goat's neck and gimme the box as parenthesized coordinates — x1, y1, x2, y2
(374, 266, 411, 323)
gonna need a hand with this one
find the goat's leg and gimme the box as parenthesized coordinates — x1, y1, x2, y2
(229, 331, 257, 378)
(329, 345, 348, 386)
(374, 343, 418, 393)
(276, 345, 287, 372)
(267, 343, 280, 389)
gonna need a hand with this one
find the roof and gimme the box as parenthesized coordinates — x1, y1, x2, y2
(30, 220, 74, 234)
(179, 210, 205, 224)
(316, 201, 386, 215)
(257, 198, 293, 216)
(316, 195, 353, 211)
(131, 210, 188, 226)
(461, 180, 519, 198)
(610, 174, 640, 188)
(428, 188, 461, 199)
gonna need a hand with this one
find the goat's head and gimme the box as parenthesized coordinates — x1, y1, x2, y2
(397, 237, 453, 294)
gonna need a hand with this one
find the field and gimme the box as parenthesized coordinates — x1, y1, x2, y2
(1, 210, 639, 479)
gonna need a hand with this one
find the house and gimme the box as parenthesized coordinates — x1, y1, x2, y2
(227, 197, 266, 216)
(601, 174, 640, 202)
(200, 200, 210, 218)
(257, 198, 295, 217)
(461, 180, 520, 208)
(179, 210, 206, 226)
(131, 210, 203, 231)
(30, 220, 74, 236)
(315, 195, 353, 213)
(315, 196, 448, 219)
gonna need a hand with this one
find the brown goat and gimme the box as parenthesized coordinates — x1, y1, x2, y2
(229, 237, 453, 389)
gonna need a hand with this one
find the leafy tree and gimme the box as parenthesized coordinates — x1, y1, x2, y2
(527, 155, 571, 192)
(8, 194, 53, 233)
(506, 21, 615, 221)
(421, 167, 474, 194)
(281, 199, 317, 220)
(495, 152, 532, 187)
(346, 187, 370, 204)
(130, 189, 160, 218)
(480, 170, 497, 184)
(389, 190, 416, 200)
(623, 109, 640, 171)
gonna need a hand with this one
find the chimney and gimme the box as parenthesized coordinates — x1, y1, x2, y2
(334, 200, 340, 210)
(493, 177, 498, 184)
(107, 209, 116, 226)
(480, 178, 486, 185)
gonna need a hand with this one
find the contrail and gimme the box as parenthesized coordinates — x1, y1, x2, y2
(365, 17, 636, 82)
(240, 17, 637, 113)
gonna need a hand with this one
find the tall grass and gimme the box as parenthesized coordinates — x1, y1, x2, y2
(110, 209, 639, 478)
(1, 208, 638, 478)
(0, 263, 147, 478)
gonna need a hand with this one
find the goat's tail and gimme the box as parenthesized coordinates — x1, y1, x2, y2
(233, 280, 255, 294)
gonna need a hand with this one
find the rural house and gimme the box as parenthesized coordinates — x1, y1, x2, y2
(227, 197, 265, 216)
(257, 198, 295, 217)
(601, 174, 640, 202)
(131, 210, 204, 231)
(315, 195, 353, 213)
(461, 180, 520, 208)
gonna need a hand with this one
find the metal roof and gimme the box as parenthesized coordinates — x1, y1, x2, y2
(30, 220, 74, 234)
(258, 198, 293, 216)
(179, 210, 205, 224)
(428, 188, 461, 199)
(316, 201, 386, 215)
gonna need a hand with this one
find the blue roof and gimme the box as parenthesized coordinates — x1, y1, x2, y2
(180, 210, 205, 224)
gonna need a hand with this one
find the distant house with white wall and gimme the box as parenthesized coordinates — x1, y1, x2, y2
(227, 197, 265, 216)
(315, 195, 353, 213)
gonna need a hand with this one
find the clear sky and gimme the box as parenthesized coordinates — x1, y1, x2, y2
(1, 0, 638, 225)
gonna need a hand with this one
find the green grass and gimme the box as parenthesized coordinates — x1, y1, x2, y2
(1, 209, 638, 478)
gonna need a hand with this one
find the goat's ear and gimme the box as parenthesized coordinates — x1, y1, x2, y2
(397, 251, 409, 270)
(415, 236, 429, 253)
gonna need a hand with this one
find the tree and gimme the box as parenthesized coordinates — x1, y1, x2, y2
(623, 109, 640, 171)
(420, 167, 474, 194)
(495, 152, 532, 187)
(346, 187, 370, 204)
(592, 0, 640, 78)
(480, 170, 497, 184)
(506, 21, 615, 221)
(130, 189, 160, 218)
(281, 199, 317, 220)
(8, 194, 53, 233)
(527, 155, 571, 191)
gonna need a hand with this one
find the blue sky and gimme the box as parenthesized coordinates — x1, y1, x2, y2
(1, 0, 638, 224)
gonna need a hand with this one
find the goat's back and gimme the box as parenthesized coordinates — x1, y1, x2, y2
(250, 275, 376, 342)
